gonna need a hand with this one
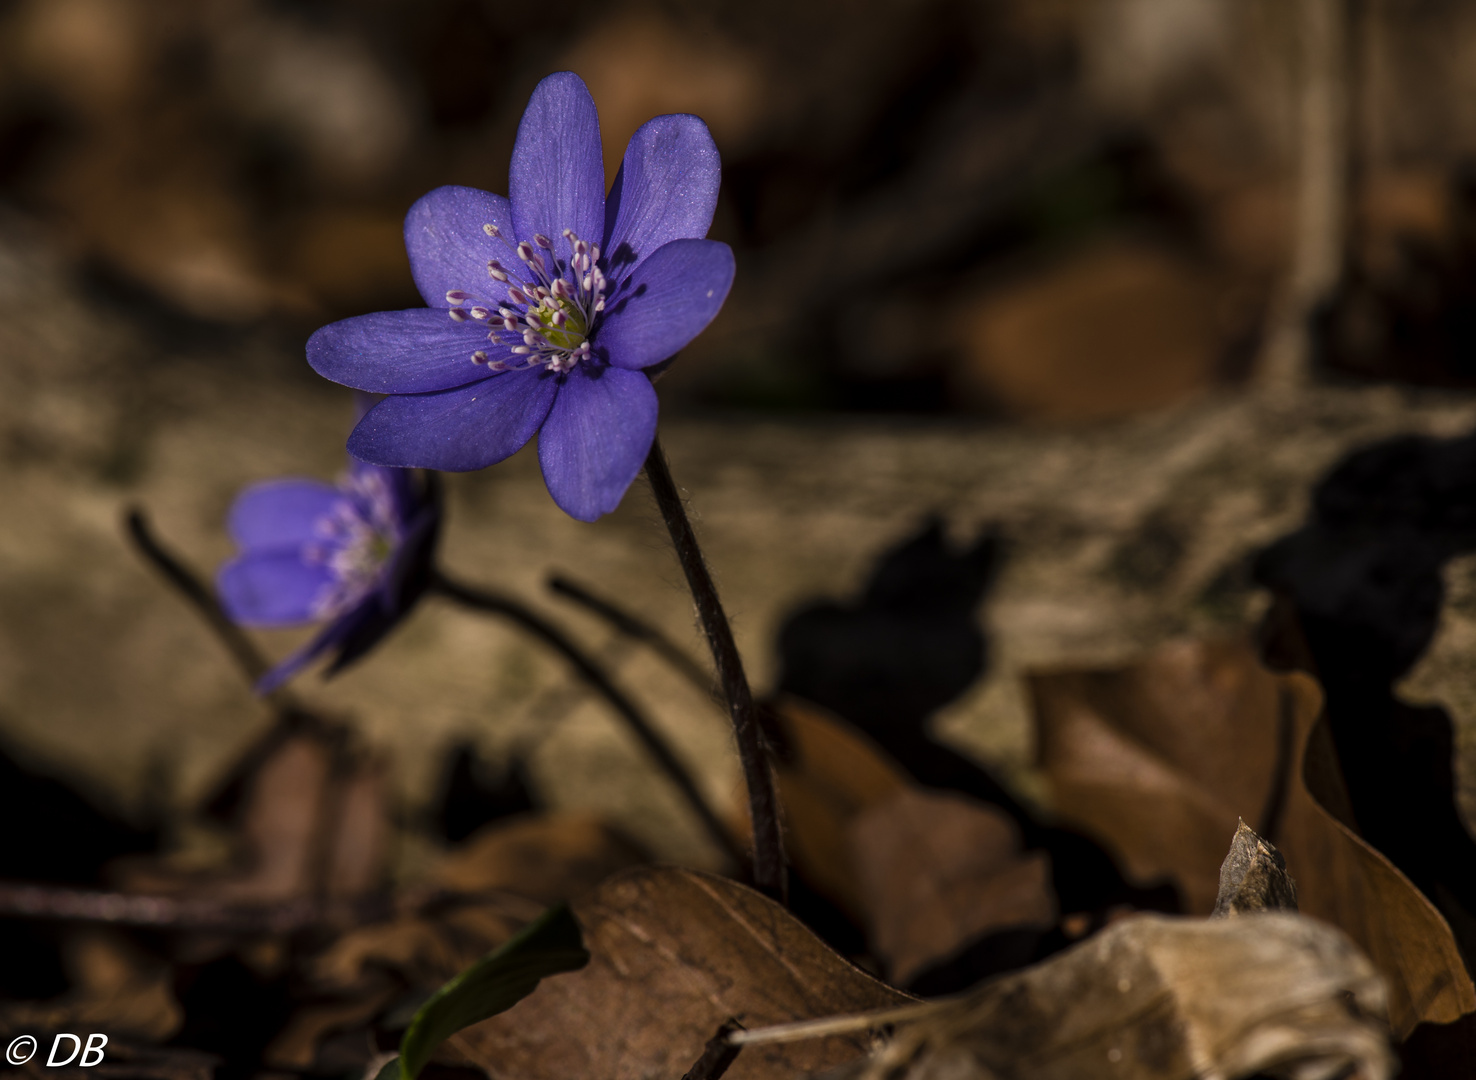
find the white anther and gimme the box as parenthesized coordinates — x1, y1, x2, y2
(512, 346, 531, 355)
(489, 360, 508, 372)
(446, 290, 471, 303)
(502, 316, 518, 331)
(487, 261, 508, 282)
(507, 287, 527, 306)
(534, 233, 553, 249)
(562, 228, 575, 240)
(483, 223, 500, 237)
(448, 308, 469, 322)
(470, 307, 491, 319)
(517, 242, 535, 262)
(551, 311, 566, 326)
(471, 350, 488, 364)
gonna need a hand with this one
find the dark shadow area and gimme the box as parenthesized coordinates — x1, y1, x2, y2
(432, 741, 538, 845)
(1255, 429, 1476, 973)
(0, 730, 157, 1000)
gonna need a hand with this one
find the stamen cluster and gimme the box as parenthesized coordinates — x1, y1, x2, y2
(303, 468, 401, 618)
(446, 226, 607, 375)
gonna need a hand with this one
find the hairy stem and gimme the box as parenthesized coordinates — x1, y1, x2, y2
(548, 572, 718, 701)
(430, 569, 741, 867)
(643, 436, 786, 901)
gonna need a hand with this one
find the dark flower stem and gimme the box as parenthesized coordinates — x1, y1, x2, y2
(125, 508, 281, 697)
(643, 436, 786, 901)
(429, 569, 741, 867)
(547, 572, 718, 701)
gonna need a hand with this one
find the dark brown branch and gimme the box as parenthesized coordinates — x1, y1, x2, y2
(547, 572, 717, 700)
(681, 1020, 745, 1080)
(124, 507, 275, 691)
(643, 436, 786, 902)
(429, 569, 742, 867)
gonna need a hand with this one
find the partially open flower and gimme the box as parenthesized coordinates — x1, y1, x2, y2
(306, 71, 735, 521)
(216, 460, 439, 693)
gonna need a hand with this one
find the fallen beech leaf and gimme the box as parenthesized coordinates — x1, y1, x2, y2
(1031, 638, 1476, 1037)
(1031, 639, 1283, 915)
(847, 787, 1054, 985)
(754, 698, 911, 920)
(804, 913, 1393, 1080)
(449, 866, 912, 1080)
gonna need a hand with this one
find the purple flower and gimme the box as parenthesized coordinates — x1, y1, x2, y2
(306, 71, 735, 522)
(217, 460, 440, 693)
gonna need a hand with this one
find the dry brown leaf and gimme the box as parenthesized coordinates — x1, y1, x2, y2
(847, 787, 1055, 985)
(805, 912, 1392, 1080)
(449, 866, 913, 1080)
(1031, 637, 1476, 1037)
(756, 698, 911, 920)
(312, 811, 646, 992)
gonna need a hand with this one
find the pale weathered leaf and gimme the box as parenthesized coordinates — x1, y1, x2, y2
(796, 913, 1392, 1080)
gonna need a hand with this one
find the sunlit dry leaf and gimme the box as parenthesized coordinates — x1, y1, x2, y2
(449, 866, 912, 1080)
(848, 787, 1054, 985)
(805, 913, 1392, 1080)
(1031, 638, 1475, 1036)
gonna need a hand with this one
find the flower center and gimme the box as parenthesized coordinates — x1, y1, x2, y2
(304, 469, 400, 619)
(447, 226, 608, 376)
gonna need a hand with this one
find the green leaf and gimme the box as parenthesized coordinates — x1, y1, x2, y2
(373, 1058, 402, 1080)
(399, 903, 589, 1080)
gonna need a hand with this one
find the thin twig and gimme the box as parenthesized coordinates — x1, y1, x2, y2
(728, 1003, 942, 1047)
(1257, 0, 1350, 391)
(547, 572, 718, 700)
(124, 508, 281, 696)
(429, 569, 742, 867)
(0, 881, 546, 934)
(643, 436, 786, 901)
(681, 1020, 745, 1080)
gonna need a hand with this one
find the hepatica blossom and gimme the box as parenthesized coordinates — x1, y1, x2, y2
(307, 72, 735, 521)
(217, 461, 439, 692)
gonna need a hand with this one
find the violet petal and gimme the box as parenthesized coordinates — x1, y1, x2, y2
(596, 239, 735, 370)
(348, 367, 558, 471)
(509, 72, 605, 274)
(308, 310, 512, 394)
(537, 365, 658, 521)
(227, 479, 343, 552)
(217, 551, 335, 627)
(603, 114, 720, 281)
(405, 185, 517, 309)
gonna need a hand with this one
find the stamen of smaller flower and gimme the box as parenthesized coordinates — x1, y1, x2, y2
(483, 223, 500, 237)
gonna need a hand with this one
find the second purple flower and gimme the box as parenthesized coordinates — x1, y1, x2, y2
(307, 71, 735, 522)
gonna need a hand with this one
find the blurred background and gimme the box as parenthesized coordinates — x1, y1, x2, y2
(6, 0, 1476, 999)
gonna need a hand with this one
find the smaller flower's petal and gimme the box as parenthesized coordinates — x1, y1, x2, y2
(227, 479, 343, 551)
(538, 365, 658, 521)
(596, 239, 735, 370)
(308, 310, 513, 394)
(254, 618, 350, 694)
(348, 368, 558, 471)
(510, 72, 605, 272)
(603, 114, 720, 280)
(405, 186, 517, 309)
(218, 551, 335, 627)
